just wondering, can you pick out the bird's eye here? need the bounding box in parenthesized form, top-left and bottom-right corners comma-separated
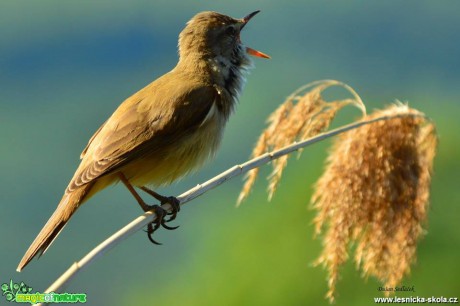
(226, 26, 237, 36)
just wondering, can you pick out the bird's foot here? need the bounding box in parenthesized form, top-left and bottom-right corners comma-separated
(156, 195, 181, 222)
(143, 204, 178, 245)
(140, 187, 181, 245)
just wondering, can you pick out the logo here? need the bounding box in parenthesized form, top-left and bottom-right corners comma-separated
(1, 280, 86, 304)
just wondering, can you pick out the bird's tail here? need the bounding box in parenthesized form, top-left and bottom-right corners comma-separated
(17, 184, 92, 272)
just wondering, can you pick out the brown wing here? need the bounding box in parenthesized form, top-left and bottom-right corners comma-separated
(80, 119, 107, 159)
(67, 74, 218, 192)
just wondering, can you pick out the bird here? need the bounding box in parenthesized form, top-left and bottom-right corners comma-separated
(17, 10, 269, 271)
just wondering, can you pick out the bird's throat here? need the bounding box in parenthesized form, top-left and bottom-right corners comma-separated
(207, 52, 253, 101)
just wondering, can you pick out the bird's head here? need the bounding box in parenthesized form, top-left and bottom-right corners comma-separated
(178, 10, 269, 69)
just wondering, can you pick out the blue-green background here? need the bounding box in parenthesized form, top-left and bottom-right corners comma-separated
(1, 1, 459, 305)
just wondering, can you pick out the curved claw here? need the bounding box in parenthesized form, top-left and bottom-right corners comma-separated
(145, 223, 162, 245)
(165, 212, 177, 222)
(162, 223, 179, 230)
(147, 232, 162, 245)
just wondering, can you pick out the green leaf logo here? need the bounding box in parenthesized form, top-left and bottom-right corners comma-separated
(1, 280, 33, 303)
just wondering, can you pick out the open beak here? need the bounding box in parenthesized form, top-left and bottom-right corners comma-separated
(246, 47, 270, 59)
(242, 10, 261, 24)
(241, 10, 271, 59)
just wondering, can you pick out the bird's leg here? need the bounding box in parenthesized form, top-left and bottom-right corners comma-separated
(139, 186, 181, 222)
(118, 173, 177, 245)
(118, 173, 150, 212)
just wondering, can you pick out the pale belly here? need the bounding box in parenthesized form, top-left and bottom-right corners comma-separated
(119, 109, 225, 187)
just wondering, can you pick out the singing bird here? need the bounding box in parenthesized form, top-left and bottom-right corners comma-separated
(17, 11, 269, 271)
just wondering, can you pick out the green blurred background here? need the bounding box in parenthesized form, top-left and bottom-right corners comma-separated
(1, 1, 459, 305)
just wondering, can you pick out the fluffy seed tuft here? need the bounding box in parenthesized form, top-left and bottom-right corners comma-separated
(237, 80, 366, 205)
(312, 104, 437, 302)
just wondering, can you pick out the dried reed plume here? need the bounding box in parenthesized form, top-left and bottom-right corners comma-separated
(237, 79, 437, 302)
(237, 80, 366, 204)
(312, 104, 438, 302)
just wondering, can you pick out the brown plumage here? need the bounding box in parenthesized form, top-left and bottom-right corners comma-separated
(17, 10, 268, 271)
